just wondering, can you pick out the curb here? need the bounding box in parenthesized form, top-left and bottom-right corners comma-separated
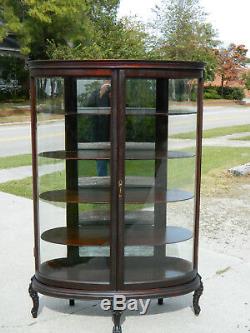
(0, 118, 63, 127)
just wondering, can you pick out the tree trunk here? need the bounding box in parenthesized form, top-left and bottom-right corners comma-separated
(221, 75, 224, 98)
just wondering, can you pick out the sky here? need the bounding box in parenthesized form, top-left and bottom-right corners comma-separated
(118, 0, 250, 54)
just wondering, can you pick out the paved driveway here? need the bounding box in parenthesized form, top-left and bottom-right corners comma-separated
(0, 104, 250, 157)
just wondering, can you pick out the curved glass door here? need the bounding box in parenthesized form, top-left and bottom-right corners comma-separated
(123, 77, 197, 286)
(36, 76, 113, 287)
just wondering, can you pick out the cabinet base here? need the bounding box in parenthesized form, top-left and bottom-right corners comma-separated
(28, 277, 39, 318)
(29, 274, 203, 331)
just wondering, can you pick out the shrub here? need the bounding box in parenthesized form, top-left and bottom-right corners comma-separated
(0, 86, 26, 102)
(217, 86, 245, 100)
(204, 86, 245, 100)
(204, 86, 221, 99)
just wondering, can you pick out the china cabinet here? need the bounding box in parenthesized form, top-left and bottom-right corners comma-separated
(29, 60, 204, 333)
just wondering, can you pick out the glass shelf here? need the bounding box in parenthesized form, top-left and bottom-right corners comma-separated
(41, 226, 192, 246)
(39, 256, 194, 285)
(40, 187, 193, 204)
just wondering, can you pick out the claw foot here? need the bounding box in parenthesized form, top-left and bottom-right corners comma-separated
(112, 310, 122, 333)
(28, 277, 39, 318)
(193, 274, 203, 316)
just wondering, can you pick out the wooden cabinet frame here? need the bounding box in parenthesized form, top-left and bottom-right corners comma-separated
(29, 60, 204, 332)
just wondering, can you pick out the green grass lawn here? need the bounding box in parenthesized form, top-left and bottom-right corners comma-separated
(171, 124, 250, 140)
(0, 160, 99, 202)
(0, 154, 32, 169)
(230, 135, 250, 141)
(0, 154, 62, 169)
(201, 146, 250, 173)
(0, 147, 249, 205)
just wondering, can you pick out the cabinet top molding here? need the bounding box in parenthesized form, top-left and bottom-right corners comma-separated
(28, 59, 205, 71)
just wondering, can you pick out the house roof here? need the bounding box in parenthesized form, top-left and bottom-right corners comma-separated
(0, 35, 21, 57)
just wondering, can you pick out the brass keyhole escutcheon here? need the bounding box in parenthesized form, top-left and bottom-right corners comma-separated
(118, 179, 123, 198)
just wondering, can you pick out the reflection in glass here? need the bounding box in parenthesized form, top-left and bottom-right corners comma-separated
(36, 77, 112, 285)
(77, 78, 111, 176)
(124, 78, 197, 285)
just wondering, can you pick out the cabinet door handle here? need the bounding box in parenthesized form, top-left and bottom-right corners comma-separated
(118, 179, 123, 198)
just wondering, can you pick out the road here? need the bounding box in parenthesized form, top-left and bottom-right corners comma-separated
(0, 105, 250, 157)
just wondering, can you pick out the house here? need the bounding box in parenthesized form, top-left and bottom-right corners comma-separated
(0, 33, 26, 88)
(0, 34, 20, 57)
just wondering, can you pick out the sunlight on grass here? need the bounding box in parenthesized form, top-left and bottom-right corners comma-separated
(171, 124, 250, 140)
(1, 147, 249, 204)
(0, 154, 60, 169)
(0, 154, 32, 169)
(230, 135, 250, 141)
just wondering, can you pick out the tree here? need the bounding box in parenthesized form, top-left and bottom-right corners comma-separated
(0, 1, 148, 60)
(216, 44, 248, 94)
(150, 0, 219, 81)
(0, 0, 91, 59)
(47, 15, 148, 60)
(242, 70, 250, 90)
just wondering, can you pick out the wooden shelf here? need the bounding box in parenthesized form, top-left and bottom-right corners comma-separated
(42, 226, 109, 246)
(39, 150, 110, 160)
(167, 109, 196, 116)
(127, 110, 196, 116)
(40, 107, 196, 116)
(66, 107, 110, 116)
(39, 149, 195, 160)
(39, 256, 194, 285)
(39, 257, 110, 284)
(54, 107, 197, 117)
(40, 188, 193, 204)
(124, 256, 194, 284)
(41, 226, 192, 246)
(64, 108, 177, 116)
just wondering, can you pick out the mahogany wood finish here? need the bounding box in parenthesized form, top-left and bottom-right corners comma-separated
(28, 277, 39, 318)
(41, 225, 193, 246)
(38, 107, 196, 116)
(69, 299, 75, 306)
(64, 77, 79, 262)
(30, 77, 40, 270)
(29, 60, 204, 332)
(39, 188, 194, 203)
(112, 310, 122, 333)
(32, 273, 200, 300)
(39, 149, 195, 160)
(193, 77, 204, 270)
(37, 256, 195, 287)
(158, 298, 164, 305)
(193, 274, 204, 315)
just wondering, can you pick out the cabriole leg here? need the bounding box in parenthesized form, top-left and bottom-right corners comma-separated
(112, 310, 122, 333)
(28, 277, 39, 318)
(69, 299, 75, 306)
(158, 298, 164, 305)
(193, 274, 203, 316)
